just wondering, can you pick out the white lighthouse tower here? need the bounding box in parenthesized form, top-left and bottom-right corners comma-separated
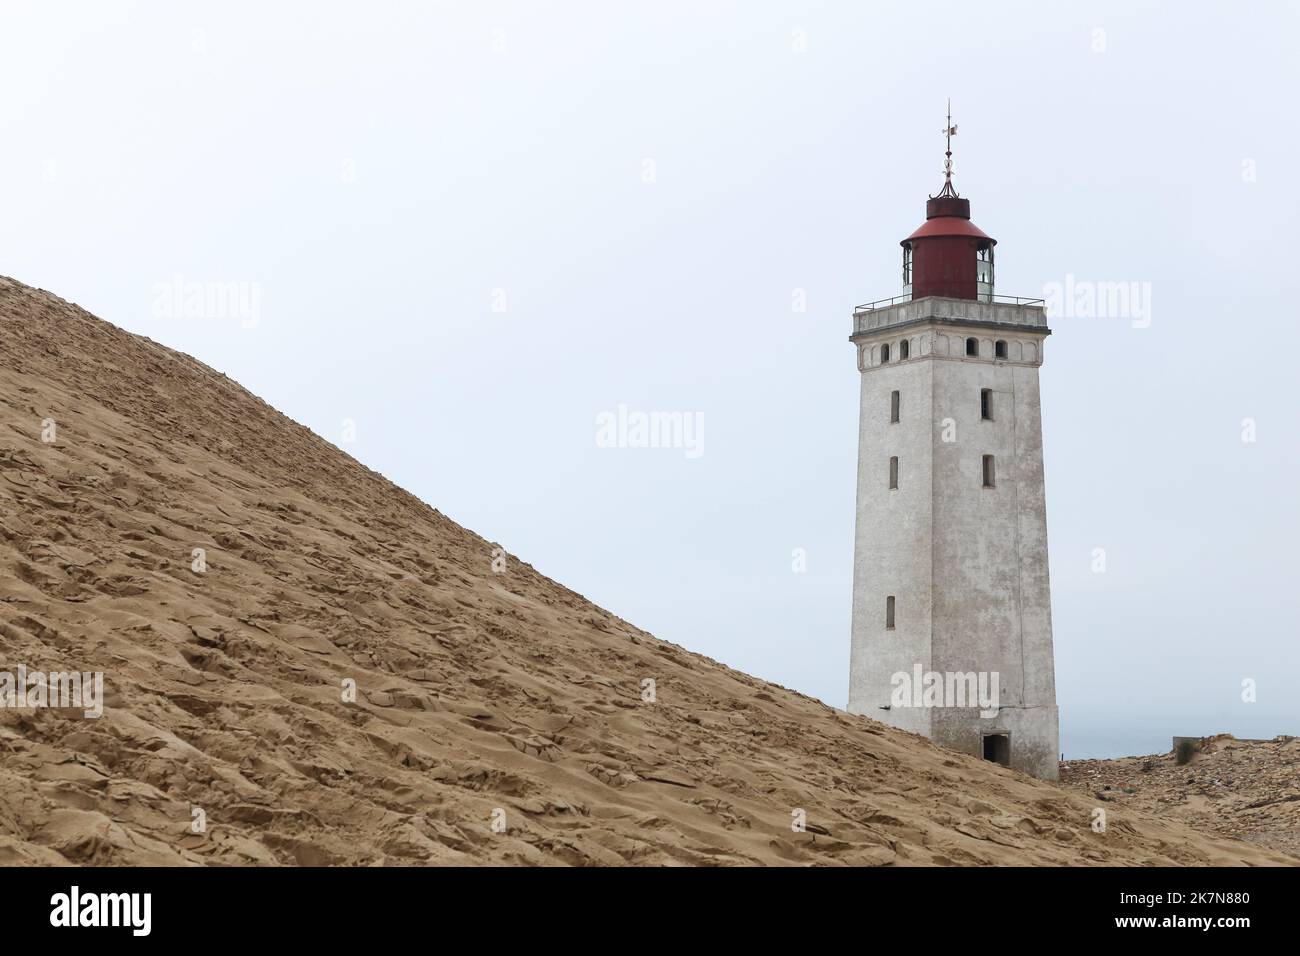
(846, 112, 1059, 780)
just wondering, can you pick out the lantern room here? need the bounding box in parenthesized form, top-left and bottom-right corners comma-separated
(899, 107, 996, 303)
(901, 194, 995, 301)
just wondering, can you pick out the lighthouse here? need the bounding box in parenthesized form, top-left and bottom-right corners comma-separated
(846, 109, 1060, 780)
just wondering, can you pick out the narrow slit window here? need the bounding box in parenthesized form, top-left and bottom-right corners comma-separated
(966, 337, 978, 357)
(885, 596, 896, 630)
(995, 340, 1007, 359)
(888, 456, 898, 489)
(899, 339, 910, 360)
(982, 454, 996, 488)
(890, 390, 900, 423)
(980, 388, 993, 421)
(881, 343, 890, 363)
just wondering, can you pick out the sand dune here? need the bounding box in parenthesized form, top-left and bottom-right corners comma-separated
(0, 276, 1291, 866)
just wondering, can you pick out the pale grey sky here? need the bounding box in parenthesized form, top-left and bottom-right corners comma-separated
(3, 0, 1296, 757)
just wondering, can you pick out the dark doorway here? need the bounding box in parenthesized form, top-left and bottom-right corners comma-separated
(983, 733, 1010, 766)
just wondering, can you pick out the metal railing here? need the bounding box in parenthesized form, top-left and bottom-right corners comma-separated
(852, 294, 912, 314)
(853, 293, 1046, 316)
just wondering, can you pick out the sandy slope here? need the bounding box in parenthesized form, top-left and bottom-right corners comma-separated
(0, 277, 1291, 867)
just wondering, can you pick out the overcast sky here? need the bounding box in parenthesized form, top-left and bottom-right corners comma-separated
(3, 0, 1297, 758)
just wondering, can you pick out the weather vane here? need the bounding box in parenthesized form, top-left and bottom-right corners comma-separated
(936, 98, 959, 198)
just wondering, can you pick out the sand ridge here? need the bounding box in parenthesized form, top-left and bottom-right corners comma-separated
(0, 276, 1292, 866)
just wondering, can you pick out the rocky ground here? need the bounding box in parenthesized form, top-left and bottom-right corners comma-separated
(1061, 734, 1300, 860)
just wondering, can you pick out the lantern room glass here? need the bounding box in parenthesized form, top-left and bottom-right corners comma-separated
(976, 243, 995, 302)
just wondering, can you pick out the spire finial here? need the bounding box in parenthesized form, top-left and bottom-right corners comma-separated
(936, 98, 959, 198)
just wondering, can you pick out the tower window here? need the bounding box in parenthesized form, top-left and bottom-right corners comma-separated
(982, 454, 996, 488)
(980, 388, 993, 421)
(881, 343, 890, 363)
(965, 337, 978, 357)
(888, 456, 898, 489)
(885, 595, 896, 630)
(899, 339, 910, 360)
(995, 340, 1007, 359)
(890, 390, 900, 423)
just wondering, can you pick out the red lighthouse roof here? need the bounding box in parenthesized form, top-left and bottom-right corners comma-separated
(903, 215, 993, 244)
